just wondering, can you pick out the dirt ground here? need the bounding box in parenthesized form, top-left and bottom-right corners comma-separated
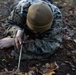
(0, 0, 76, 75)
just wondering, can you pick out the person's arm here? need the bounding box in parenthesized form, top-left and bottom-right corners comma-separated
(25, 7, 62, 55)
(2, 0, 31, 48)
(3, 0, 30, 36)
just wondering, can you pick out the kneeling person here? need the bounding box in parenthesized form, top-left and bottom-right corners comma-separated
(0, 0, 62, 59)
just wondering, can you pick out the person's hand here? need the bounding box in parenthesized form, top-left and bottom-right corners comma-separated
(15, 30, 23, 48)
(0, 37, 14, 49)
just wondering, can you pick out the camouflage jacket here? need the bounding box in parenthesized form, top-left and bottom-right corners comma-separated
(4, 0, 62, 59)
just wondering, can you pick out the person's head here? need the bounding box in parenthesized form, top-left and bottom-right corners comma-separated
(26, 2, 53, 33)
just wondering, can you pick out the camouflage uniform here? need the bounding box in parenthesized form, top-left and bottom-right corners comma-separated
(3, 0, 62, 60)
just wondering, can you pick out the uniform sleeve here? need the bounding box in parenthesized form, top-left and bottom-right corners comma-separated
(25, 7, 62, 55)
(3, 0, 30, 36)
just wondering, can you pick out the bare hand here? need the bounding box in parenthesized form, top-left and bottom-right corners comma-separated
(15, 30, 23, 48)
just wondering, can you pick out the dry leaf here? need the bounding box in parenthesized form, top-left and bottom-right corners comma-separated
(4, 68, 9, 73)
(28, 70, 35, 75)
(71, 50, 76, 54)
(41, 62, 59, 75)
(73, 59, 76, 63)
(73, 39, 76, 43)
(43, 70, 55, 75)
(66, 73, 70, 75)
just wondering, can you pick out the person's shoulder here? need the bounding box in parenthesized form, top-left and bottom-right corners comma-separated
(17, 0, 29, 6)
(15, 0, 31, 11)
(49, 3, 61, 13)
(16, 0, 39, 8)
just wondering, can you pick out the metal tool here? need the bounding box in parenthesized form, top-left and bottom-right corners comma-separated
(15, 44, 23, 73)
(15, 30, 24, 73)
